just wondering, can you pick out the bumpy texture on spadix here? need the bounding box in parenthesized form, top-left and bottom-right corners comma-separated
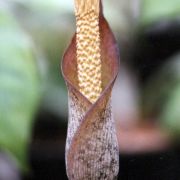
(62, 0, 120, 179)
(75, 0, 102, 103)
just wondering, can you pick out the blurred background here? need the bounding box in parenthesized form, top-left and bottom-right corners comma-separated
(0, 0, 180, 179)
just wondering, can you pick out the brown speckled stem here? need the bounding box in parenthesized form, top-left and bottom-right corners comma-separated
(61, 3, 120, 180)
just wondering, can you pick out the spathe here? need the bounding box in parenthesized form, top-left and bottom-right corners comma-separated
(61, 1, 120, 179)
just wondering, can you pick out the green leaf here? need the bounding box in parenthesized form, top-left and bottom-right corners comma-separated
(140, 0, 180, 25)
(142, 53, 180, 137)
(10, 0, 73, 118)
(161, 84, 180, 136)
(0, 7, 41, 171)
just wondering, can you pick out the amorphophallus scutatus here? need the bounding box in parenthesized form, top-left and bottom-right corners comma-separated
(62, 0, 120, 179)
